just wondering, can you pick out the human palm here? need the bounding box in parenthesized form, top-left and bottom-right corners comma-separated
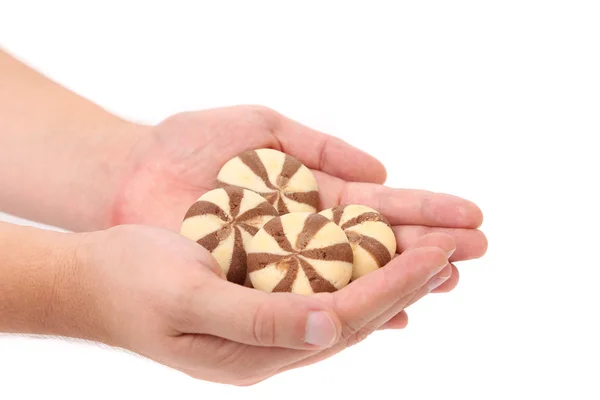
(113, 105, 487, 295)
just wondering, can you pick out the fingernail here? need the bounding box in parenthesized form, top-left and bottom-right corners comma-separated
(447, 248, 456, 258)
(428, 273, 451, 291)
(305, 311, 337, 347)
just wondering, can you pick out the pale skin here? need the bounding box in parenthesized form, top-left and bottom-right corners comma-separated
(0, 50, 487, 385)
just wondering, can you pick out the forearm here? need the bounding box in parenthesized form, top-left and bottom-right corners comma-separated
(0, 221, 97, 339)
(0, 49, 147, 231)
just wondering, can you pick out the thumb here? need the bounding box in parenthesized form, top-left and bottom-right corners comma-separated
(182, 274, 342, 349)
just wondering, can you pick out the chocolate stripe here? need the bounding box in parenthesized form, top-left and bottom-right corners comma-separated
(216, 181, 273, 201)
(216, 180, 275, 200)
(226, 226, 247, 284)
(238, 223, 259, 236)
(197, 226, 230, 252)
(237, 202, 278, 222)
(277, 197, 290, 215)
(296, 214, 329, 251)
(272, 258, 300, 292)
(238, 150, 276, 189)
(263, 192, 279, 205)
(300, 243, 354, 263)
(331, 205, 346, 225)
(341, 212, 389, 230)
(215, 180, 231, 189)
(284, 191, 319, 208)
(277, 155, 303, 187)
(298, 257, 337, 293)
(184, 201, 228, 221)
(227, 186, 244, 218)
(346, 231, 391, 268)
(247, 252, 287, 273)
(263, 217, 294, 251)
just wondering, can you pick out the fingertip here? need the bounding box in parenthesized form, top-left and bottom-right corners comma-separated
(268, 292, 343, 350)
(379, 311, 409, 330)
(477, 230, 489, 258)
(431, 264, 460, 293)
(305, 310, 339, 348)
(364, 153, 388, 184)
(326, 137, 388, 183)
(422, 194, 485, 228)
(468, 202, 484, 229)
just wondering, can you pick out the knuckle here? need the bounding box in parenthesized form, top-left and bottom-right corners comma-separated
(244, 104, 276, 117)
(345, 327, 375, 348)
(339, 316, 369, 344)
(168, 270, 209, 330)
(332, 295, 372, 343)
(241, 105, 281, 130)
(252, 302, 276, 346)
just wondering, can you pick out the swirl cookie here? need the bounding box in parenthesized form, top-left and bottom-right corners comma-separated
(319, 205, 396, 280)
(247, 212, 353, 295)
(180, 187, 278, 284)
(217, 148, 319, 214)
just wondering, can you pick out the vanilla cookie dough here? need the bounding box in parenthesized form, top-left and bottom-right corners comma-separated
(247, 212, 353, 295)
(217, 148, 319, 214)
(319, 205, 396, 280)
(180, 187, 278, 284)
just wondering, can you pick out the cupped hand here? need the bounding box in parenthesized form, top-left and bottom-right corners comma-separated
(110, 105, 487, 298)
(79, 224, 456, 385)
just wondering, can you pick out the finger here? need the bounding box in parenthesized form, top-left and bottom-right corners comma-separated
(402, 231, 457, 258)
(430, 264, 459, 293)
(182, 275, 343, 350)
(395, 264, 456, 315)
(256, 247, 452, 378)
(364, 233, 456, 330)
(272, 241, 453, 377)
(374, 265, 455, 331)
(378, 311, 409, 330)
(313, 171, 484, 228)
(274, 113, 387, 184)
(329, 245, 450, 338)
(378, 266, 458, 331)
(394, 226, 488, 261)
(398, 232, 459, 294)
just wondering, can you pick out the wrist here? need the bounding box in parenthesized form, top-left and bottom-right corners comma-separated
(36, 230, 94, 339)
(0, 224, 98, 341)
(33, 228, 114, 344)
(66, 118, 151, 232)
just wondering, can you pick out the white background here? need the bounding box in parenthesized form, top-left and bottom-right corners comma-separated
(1, 1, 599, 399)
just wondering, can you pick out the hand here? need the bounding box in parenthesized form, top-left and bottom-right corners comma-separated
(77, 224, 456, 385)
(110, 106, 487, 301)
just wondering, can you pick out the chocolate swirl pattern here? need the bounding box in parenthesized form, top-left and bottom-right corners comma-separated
(319, 205, 396, 280)
(180, 187, 278, 284)
(247, 212, 353, 295)
(216, 148, 319, 214)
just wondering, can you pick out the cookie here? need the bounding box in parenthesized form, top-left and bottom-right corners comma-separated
(319, 205, 396, 280)
(216, 148, 319, 214)
(247, 212, 353, 295)
(180, 187, 278, 284)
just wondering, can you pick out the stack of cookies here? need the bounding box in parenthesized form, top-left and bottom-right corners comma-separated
(180, 148, 396, 295)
